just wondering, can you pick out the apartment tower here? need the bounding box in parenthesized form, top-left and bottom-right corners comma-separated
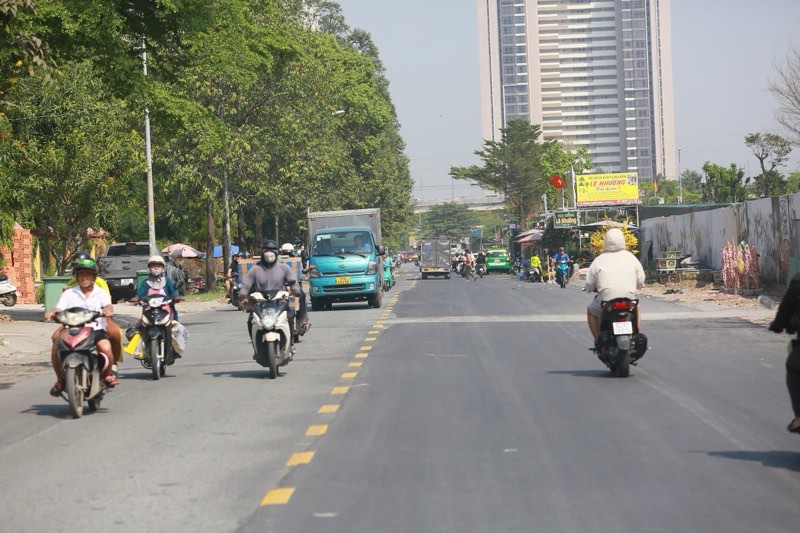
(478, 0, 676, 182)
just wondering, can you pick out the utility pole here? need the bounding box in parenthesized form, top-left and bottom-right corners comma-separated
(677, 148, 682, 204)
(143, 38, 156, 255)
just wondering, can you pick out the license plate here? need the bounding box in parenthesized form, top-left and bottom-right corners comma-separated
(613, 321, 633, 335)
(121, 278, 134, 285)
(335, 276, 350, 285)
(424, 268, 434, 272)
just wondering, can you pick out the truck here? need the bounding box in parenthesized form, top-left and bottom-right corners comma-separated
(97, 242, 186, 302)
(419, 238, 451, 279)
(306, 208, 385, 310)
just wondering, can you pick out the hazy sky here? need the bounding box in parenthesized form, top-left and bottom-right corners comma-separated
(335, 0, 800, 202)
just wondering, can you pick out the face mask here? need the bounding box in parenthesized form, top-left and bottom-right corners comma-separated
(263, 251, 277, 264)
(149, 267, 164, 277)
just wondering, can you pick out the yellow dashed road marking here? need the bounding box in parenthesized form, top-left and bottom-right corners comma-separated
(287, 452, 315, 466)
(349, 362, 363, 368)
(332, 386, 349, 394)
(359, 345, 372, 351)
(368, 330, 380, 334)
(373, 323, 384, 328)
(319, 404, 340, 413)
(306, 424, 328, 436)
(365, 337, 377, 341)
(341, 372, 358, 378)
(261, 488, 295, 506)
(355, 353, 368, 359)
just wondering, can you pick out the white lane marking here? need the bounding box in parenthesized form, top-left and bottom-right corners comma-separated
(313, 512, 339, 518)
(389, 310, 772, 324)
(425, 353, 466, 358)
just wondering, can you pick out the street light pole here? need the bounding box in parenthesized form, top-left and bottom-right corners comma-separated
(142, 38, 156, 255)
(677, 148, 682, 204)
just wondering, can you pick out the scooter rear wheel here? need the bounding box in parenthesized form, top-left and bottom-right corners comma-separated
(613, 350, 631, 377)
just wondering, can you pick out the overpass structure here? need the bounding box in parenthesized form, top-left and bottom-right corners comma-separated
(414, 195, 505, 214)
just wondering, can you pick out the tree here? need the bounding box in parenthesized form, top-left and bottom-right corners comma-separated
(421, 203, 479, 242)
(745, 132, 792, 197)
(771, 45, 800, 143)
(786, 171, 800, 194)
(701, 162, 746, 204)
(0, 60, 142, 273)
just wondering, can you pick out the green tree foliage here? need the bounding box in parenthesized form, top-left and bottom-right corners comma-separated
(786, 171, 800, 194)
(701, 162, 747, 203)
(0, 60, 142, 273)
(451, 120, 591, 227)
(0, 1, 414, 283)
(421, 203, 480, 242)
(744, 132, 792, 198)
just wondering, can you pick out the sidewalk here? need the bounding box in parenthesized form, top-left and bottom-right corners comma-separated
(0, 300, 227, 382)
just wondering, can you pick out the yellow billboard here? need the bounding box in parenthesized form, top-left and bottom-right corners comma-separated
(576, 172, 639, 207)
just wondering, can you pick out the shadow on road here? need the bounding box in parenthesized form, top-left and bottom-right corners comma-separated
(700, 450, 800, 472)
(546, 369, 615, 378)
(19, 403, 102, 419)
(204, 369, 282, 379)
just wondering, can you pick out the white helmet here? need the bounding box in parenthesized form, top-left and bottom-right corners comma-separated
(148, 255, 166, 266)
(280, 243, 294, 254)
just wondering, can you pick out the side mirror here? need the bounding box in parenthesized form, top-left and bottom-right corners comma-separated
(377, 245, 386, 256)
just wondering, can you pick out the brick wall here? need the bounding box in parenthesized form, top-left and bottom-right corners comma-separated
(0, 224, 36, 304)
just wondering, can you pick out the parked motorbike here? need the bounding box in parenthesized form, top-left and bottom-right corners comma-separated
(0, 274, 17, 307)
(52, 308, 111, 418)
(249, 290, 293, 379)
(476, 263, 487, 278)
(555, 260, 571, 288)
(593, 297, 648, 377)
(528, 266, 542, 283)
(138, 293, 176, 380)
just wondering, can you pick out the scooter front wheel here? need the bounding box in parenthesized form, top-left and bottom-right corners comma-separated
(65, 366, 84, 418)
(266, 341, 278, 379)
(150, 339, 161, 380)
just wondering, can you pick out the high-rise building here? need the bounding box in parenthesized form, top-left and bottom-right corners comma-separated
(477, 0, 676, 182)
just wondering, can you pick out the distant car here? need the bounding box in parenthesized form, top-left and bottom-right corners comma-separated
(485, 248, 510, 273)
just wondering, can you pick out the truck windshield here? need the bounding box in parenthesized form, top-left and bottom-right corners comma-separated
(313, 231, 373, 256)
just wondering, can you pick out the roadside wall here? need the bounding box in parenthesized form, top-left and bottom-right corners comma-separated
(0, 224, 36, 304)
(641, 193, 800, 286)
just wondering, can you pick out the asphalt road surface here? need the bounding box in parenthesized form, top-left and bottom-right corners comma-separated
(2, 264, 799, 533)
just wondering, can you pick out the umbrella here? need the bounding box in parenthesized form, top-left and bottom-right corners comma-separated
(213, 244, 239, 258)
(516, 233, 543, 243)
(162, 243, 206, 259)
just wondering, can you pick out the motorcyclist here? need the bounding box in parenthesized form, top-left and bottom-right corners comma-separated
(134, 255, 180, 322)
(279, 242, 310, 331)
(768, 272, 800, 433)
(584, 228, 645, 346)
(476, 250, 487, 268)
(529, 254, 542, 282)
(224, 251, 242, 300)
(44, 257, 118, 395)
(51, 251, 122, 394)
(239, 240, 302, 344)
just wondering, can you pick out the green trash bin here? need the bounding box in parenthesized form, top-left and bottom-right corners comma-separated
(136, 270, 148, 294)
(43, 277, 71, 312)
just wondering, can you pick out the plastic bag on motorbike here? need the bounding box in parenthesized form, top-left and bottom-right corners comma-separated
(171, 322, 189, 353)
(124, 333, 145, 360)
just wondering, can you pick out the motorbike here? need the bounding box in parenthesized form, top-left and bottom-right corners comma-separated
(0, 274, 17, 307)
(476, 263, 487, 278)
(53, 308, 111, 418)
(382, 260, 395, 292)
(528, 266, 542, 283)
(593, 297, 648, 377)
(454, 261, 466, 278)
(229, 275, 242, 310)
(249, 290, 293, 379)
(555, 260, 571, 288)
(138, 293, 177, 380)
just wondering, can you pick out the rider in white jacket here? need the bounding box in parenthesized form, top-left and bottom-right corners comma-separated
(585, 228, 645, 343)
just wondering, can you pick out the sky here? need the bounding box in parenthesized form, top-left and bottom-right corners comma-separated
(335, 0, 800, 202)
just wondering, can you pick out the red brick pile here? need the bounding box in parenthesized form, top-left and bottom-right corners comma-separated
(0, 224, 36, 304)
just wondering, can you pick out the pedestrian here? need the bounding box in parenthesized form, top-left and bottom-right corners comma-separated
(768, 272, 800, 433)
(464, 249, 477, 282)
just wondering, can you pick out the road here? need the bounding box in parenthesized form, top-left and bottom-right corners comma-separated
(1, 264, 799, 532)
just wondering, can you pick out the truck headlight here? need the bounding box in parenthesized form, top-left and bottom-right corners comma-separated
(367, 261, 378, 275)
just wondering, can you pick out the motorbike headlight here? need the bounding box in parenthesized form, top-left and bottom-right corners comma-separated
(309, 264, 319, 278)
(367, 260, 378, 275)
